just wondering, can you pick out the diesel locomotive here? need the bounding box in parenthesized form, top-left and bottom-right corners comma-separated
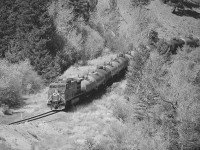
(47, 35, 200, 110)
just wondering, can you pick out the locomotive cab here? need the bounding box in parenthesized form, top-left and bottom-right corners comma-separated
(48, 82, 67, 109)
(47, 78, 81, 110)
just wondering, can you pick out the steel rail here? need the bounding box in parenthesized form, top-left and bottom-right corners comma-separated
(8, 110, 61, 125)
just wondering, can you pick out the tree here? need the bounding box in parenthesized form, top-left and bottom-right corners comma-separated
(68, 0, 98, 22)
(0, 0, 16, 58)
(0, 0, 66, 82)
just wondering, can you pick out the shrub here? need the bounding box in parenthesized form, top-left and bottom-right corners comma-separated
(112, 98, 131, 122)
(130, 0, 152, 7)
(0, 86, 22, 108)
(148, 29, 159, 45)
(0, 59, 43, 108)
(156, 38, 169, 55)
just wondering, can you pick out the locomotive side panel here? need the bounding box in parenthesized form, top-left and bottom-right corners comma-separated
(65, 80, 77, 102)
(89, 72, 105, 87)
(96, 67, 112, 82)
(81, 77, 97, 92)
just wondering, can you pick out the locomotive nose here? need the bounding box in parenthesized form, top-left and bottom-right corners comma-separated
(52, 89, 60, 101)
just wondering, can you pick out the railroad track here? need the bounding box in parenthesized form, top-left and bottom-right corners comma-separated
(8, 110, 61, 125)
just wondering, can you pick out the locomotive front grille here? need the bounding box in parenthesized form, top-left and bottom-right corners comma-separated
(52, 95, 59, 101)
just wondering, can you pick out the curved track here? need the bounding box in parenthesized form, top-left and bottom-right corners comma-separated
(8, 110, 61, 125)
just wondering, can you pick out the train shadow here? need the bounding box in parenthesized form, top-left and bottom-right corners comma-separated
(182, 1, 200, 9)
(173, 8, 200, 19)
(63, 70, 127, 112)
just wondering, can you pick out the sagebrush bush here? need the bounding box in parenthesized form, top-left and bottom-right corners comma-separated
(0, 59, 43, 108)
(156, 38, 169, 55)
(148, 29, 159, 45)
(0, 86, 22, 108)
(112, 98, 131, 122)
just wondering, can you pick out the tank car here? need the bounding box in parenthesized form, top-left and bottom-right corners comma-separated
(89, 71, 106, 88)
(117, 53, 129, 69)
(110, 58, 121, 75)
(104, 62, 116, 78)
(124, 51, 134, 60)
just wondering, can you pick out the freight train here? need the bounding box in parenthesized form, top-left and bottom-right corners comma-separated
(47, 36, 199, 110)
(47, 51, 134, 110)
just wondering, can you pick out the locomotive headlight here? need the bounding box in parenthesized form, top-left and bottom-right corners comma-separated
(53, 92, 59, 96)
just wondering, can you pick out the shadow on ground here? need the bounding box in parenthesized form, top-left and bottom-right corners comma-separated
(173, 8, 200, 19)
(182, 1, 200, 9)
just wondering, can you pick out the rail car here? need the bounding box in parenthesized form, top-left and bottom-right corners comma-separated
(47, 35, 199, 110)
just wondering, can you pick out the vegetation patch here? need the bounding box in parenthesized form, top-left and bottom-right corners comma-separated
(0, 60, 43, 108)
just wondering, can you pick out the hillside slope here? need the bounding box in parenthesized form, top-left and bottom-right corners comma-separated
(1, 0, 200, 150)
(147, 0, 200, 39)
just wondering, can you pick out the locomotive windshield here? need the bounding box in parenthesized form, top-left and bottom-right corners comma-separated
(50, 84, 66, 88)
(49, 84, 66, 92)
(50, 85, 57, 88)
